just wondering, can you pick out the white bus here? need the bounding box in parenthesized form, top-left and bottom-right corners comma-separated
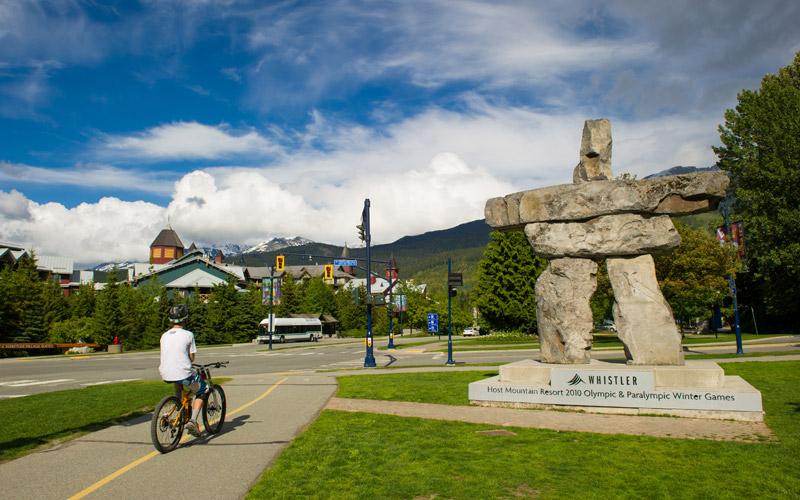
(257, 317, 323, 344)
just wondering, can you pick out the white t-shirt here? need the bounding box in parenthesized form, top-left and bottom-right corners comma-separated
(159, 327, 197, 382)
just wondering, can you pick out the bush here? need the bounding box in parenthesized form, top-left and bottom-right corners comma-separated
(49, 317, 95, 344)
(338, 329, 365, 338)
(484, 331, 537, 342)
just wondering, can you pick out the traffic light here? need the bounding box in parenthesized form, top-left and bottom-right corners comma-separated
(350, 287, 361, 306)
(356, 224, 366, 242)
(324, 264, 333, 280)
(276, 255, 285, 271)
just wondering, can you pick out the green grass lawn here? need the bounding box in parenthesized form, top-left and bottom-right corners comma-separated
(247, 361, 800, 500)
(0, 380, 173, 462)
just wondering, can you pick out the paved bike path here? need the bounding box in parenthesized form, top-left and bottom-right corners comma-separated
(0, 372, 337, 500)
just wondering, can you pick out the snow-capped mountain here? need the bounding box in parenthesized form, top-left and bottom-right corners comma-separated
(243, 236, 313, 254)
(643, 165, 719, 179)
(92, 261, 136, 271)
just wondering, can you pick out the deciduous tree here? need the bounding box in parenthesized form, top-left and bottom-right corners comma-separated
(654, 220, 737, 327)
(713, 51, 800, 316)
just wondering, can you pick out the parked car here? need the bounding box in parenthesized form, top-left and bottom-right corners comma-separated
(596, 319, 617, 332)
(463, 327, 480, 337)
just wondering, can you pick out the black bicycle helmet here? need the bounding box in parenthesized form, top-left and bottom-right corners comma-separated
(168, 304, 189, 324)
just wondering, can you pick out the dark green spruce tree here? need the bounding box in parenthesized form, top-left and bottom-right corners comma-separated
(472, 231, 548, 333)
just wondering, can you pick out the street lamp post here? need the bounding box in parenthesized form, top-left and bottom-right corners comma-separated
(446, 258, 455, 366)
(268, 265, 274, 351)
(362, 199, 376, 368)
(719, 201, 744, 355)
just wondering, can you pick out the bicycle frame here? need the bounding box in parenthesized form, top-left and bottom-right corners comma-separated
(151, 361, 229, 453)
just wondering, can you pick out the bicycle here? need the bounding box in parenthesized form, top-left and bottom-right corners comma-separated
(150, 361, 229, 453)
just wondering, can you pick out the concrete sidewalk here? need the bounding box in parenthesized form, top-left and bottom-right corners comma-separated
(326, 397, 775, 442)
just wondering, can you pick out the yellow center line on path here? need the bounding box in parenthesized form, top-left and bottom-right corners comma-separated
(69, 356, 90, 360)
(66, 376, 289, 500)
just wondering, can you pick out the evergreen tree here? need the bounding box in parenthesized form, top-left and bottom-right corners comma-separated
(232, 283, 265, 343)
(713, 50, 800, 316)
(0, 254, 44, 342)
(205, 275, 239, 344)
(69, 282, 96, 319)
(303, 277, 336, 315)
(276, 274, 302, 317)
(131, 275, 170, 349)
(335, 285, 366, 332)
(92, 268, 125, 345)
(590, 262, 614, 324)
(42, 277, 68, 337)
(472, 231, 548, 333)
(185, 286, 208, 341)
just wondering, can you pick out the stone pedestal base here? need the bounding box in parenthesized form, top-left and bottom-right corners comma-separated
(468, 359, 763, 421)
(107, 345, 123, 353)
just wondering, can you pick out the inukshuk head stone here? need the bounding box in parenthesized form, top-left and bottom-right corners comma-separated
(484, 119, 729, 365)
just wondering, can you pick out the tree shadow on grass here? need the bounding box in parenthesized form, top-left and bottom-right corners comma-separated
(1, 407, 158, 463)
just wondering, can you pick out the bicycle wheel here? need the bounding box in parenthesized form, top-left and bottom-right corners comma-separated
(202, 385, 226, 434)
(151, 395, 184, 453)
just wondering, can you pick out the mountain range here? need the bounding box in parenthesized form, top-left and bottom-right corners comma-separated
(94, 165, 715, 279)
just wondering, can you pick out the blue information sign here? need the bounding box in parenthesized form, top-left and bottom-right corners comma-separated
(334, 259, 358, 266)
(427, 313, 439, 333)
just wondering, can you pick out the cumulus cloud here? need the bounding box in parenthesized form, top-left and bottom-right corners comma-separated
(0, 97, 726, 266)
(97, 121, 278, 161)
(0, 192, 166, 265)
(0, 189, 30, 219)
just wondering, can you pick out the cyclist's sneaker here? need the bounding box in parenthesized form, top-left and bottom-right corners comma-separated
(186, 420, 201, 437)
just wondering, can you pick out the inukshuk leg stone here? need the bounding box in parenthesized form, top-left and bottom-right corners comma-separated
(607, 255, 684, 365)
(535, 257, 597, 364)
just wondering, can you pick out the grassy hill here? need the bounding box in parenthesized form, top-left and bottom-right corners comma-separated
(237, 219, 493, 291)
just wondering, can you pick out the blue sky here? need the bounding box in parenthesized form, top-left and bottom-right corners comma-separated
(1, 0, 798, 267)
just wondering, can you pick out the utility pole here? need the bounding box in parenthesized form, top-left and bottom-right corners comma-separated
(361, 199, 376, 367)
(719, 200, 744, 355)
(446, 258, 456, 366)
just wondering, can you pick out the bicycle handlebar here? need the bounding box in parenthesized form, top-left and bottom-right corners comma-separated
(192, 361, 229, 370)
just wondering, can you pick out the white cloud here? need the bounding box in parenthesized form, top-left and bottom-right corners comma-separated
(97, 121, 277, 161)
(0, 98, 727, 266)
(0, 194, 166, 265)
(0, 161, 175, 196)
(0, 189, 30, 219)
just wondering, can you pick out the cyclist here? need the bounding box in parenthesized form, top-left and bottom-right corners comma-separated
(159, 304, 207, 437)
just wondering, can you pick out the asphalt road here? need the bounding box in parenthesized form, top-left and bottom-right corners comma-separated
(2, 335, 799, 398)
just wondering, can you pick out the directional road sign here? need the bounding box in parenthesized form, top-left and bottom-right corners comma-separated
(427, 313, 439, 333)
(334, 259, 358, 266)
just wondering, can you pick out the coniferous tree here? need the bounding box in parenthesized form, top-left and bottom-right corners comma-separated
(276, 274, 302, 317)
(205, 276, 239, 344)
(303, 277, 336, 315)
(93, 268, 125, 345)
(472, 231, 548, 333)
(335, 285, 366, 333)
(70, 282, 96, 319)
(0, 254, 44, 342)
(42, 277, 68, 337)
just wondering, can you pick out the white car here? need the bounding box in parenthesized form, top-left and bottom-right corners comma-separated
(463, 328, 480, 337)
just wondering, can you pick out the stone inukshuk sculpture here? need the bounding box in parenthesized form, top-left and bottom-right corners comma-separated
(485, 119, 729, 365)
